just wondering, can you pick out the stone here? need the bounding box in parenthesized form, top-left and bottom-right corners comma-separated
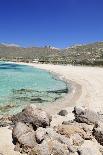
(35, 127, 46, 143)
(56, 124, 88, 140)
(93, 122, 103, 145)
(12, 122, 36, 148)
(70, 133, 84, 146)
(49, 140, 70, 155)
(30, 139, 70, 155)
(78, 140, 102, 155)
(58, 109, 68, 116)
(73, 106, 103, 125)
(45, 127, 75, 153)
(12, 104, 52, 129)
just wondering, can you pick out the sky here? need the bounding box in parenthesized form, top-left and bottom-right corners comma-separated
(0, 0, 103, 48)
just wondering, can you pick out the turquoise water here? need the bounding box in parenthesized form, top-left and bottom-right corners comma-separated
(0, 61, 68, 114)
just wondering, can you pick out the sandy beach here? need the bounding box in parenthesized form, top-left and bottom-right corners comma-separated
(10, 62, 103, 113)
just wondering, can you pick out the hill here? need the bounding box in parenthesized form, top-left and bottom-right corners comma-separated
(0, 42, 103, 65)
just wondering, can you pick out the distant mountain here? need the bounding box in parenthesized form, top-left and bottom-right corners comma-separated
(0, 42, 103, 65)
(1, 43, 20, 47)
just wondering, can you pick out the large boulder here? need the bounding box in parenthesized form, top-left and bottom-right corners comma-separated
(73, 106, 103, 125)
(12, 104, 52, 129)
(12, 122, 36, 149)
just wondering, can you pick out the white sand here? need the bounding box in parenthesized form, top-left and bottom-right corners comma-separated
(15, 63, 103, 113)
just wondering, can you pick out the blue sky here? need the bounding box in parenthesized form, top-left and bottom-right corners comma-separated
(0, 0, 103, 48)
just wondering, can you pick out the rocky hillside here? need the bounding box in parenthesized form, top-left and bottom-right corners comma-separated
(63, 42, 103, 65)
(0, 44, 61, 62)
(0, 42, 103, 65)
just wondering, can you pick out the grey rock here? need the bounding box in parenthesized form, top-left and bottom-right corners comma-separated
(50, 140, 70, 155)
(46, 127, 76, 153)
(73, 106, 103, 125)
(78, 140, 101, 155)
(12, 104, 52, 129)
(12, 122, 36, 148)
(35, 127, 46, 143)
(30, 139, 70, 155)
(58, 109, 68, 116)
(70, 133, 84, 146)
(93, 122, 103, 145)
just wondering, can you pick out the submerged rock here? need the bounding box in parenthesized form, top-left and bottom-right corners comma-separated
(12, 104, 52, 129)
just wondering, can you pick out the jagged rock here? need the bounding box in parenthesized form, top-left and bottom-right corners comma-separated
(78, 140, 102, 155)
(93, 122, 103, 145)
(12, 104, 52, 129)
(0, 115, 13, 127)
(12, 122, 36, 148)
(45, 127, 76, 153)
(49, 140, 70, 155)
(35, 127, 46, 143)
(73, 106, 103, 125)
(58, 109, 68, 116)
(70, 133, 84, 146)
(29, 140, 50, 155)
(56, 124, 91, 140)
(29, 139, 70, 155)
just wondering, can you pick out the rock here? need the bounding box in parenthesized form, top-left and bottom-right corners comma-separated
(93, 122, 103, 145)
(29, 140, 50, 155)
(30, 139, 70, 155)
(70, 133, 84, 146)
(49, 140, 70, 155)
(12, 122, 36, 148)
(0, 115, 13, 127)
(12, 104, 52, 129)
(56, 124, 90, 140)
(35, 127, 46, 143)
(73, 106, 103, 125)
(78, 140, 102, 155)
(58, 109, 68, 116)
(46, 127, 75, 153)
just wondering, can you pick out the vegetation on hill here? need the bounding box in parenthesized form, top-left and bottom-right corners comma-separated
(0, 42, 103, 66)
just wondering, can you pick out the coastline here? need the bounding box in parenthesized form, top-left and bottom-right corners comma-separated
(6, 61, 103, 114)
(9, 62, 103, 113)
(8, 61, 82, 114)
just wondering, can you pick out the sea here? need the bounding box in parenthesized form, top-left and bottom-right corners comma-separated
(0, 61, 69, 114)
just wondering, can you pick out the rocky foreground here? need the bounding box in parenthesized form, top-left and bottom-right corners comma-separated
(1, 104, 103, 155)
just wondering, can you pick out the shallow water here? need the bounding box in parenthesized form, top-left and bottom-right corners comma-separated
(0, 61, 69, 114)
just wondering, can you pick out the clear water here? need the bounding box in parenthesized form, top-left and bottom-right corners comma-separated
(0, 61, 69, 114)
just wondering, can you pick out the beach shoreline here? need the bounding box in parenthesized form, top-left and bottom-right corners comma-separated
(8, 62, 103, 113)
(8, 61, 82, 114)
